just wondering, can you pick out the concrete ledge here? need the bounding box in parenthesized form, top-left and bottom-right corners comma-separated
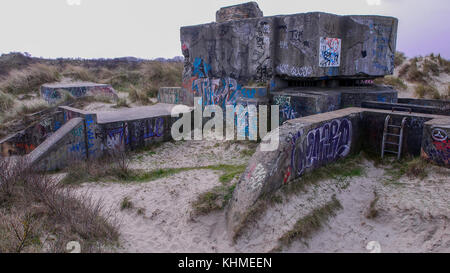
(362, 100, 450, 115)
(27, 117, 85, 171)
(95, 103, 192, 124)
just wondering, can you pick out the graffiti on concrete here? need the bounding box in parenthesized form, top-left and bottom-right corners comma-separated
(41, 85, 117, 104)
(274, 95, 298, 123)
(289, 118, 352, 177)
(276, 64, 313, 78)
(319, 37, 341, 67)
(432, 128, 448, 142)
(85, 115, 97, 157)
(186, 58, 267, 108)
(428, 128, 450, 165)
(158, 88, 185, 105)
(247, 163, 267, 191)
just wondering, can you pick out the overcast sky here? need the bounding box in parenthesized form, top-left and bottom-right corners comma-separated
(0, 0, 448, 59)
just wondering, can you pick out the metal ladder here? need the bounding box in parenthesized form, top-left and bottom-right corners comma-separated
(381, 115, 407, 160)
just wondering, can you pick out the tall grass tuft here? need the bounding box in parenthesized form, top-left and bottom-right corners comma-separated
(0, 91, 15, 112)
(1, 64, 60, 95)
(415, 84, 440, 99)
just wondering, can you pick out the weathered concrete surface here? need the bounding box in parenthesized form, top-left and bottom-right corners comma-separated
(226, 108, 450, 236)
(362, 111, 433, 157)
(216, 2, 263, 23)
(181, 11, 398, 92)
(226, 107, 363, 235)
(41, 82, 118, 104)
(398, 98, 450, 115)
(362, 100, 450, 115)
(158, 87, 191, 105)
(422, 118, 450, 167)
(27, 117, 85, 171)
(95, 103, 192, 124)
(272, 85, 398, 124)
(16, 103, 192, 170)
(0, 110, 65, 156)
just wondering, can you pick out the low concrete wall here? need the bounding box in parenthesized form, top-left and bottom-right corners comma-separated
(0, 111, 65, 156)
(226, 107, 449, 235)
(227, 108, 363, 234)
(361, 111, 433, 157)
(28, 118, 86, 171)
(98, 116, 171, 154)
(158, 87, 190, 105)
(24, 104, 189, 171)
(398, 98, 450, 115)
(362, 100, 450, 115)
(421, 118, 450, 166)
(41, 83, 118, 104)
(271, 91, 341, 124)
(271, 86, 397, 124)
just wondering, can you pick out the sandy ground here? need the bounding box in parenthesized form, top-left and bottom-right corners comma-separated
(71, 136, 450, 253)
(79, 170, 234, 253)
(73, 138, 254, 253)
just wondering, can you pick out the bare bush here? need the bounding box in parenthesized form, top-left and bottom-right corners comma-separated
(0, 157, 119, 253)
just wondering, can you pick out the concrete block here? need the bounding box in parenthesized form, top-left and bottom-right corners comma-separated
(41, 82, 118, 104)
(216, 2, 263, 23)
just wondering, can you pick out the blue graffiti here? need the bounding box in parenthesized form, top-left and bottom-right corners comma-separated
(377, 95, 387, 102)
(290, 118, 352, 176)
(54, 121, 62, 131)
(193, 58, 211, 78)
(143, 118, 164, 139)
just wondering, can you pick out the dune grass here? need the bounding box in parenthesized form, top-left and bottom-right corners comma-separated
(375, 76, 407, 90)
(0, 91, 15, 112)
(0, 158, 119, 253)
(276, 195, 342, 249)
(0, 63, 60, 95)
(415, 84, 440, 99)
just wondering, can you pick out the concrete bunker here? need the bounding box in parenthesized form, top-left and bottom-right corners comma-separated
(41, 82, 119, 104)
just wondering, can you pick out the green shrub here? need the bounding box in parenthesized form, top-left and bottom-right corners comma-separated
(398, 63, 410, 78)
(128, 85, 150, 104)
(375, 76, 407, 90)
(414, 84, 440, 99)
(113, 97, 129, 108)
(423, 59, 440, 76)
(407, 61, 427, 83)
(394, 51, 406, 67)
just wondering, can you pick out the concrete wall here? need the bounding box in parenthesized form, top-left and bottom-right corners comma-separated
(98, 116, 171, 154)
(421, 119, 450, 166)
(41, 83, 118, 104)
(158, 87, 192, 105)
(0, 110, 65, 156)
(227, 108, 363, 234)
(361, 111, 432, 157)
(362, 100, 450, 115)
(180, 11, 398, 91)
(28, 118, 86, 171)
(398, 98, 450, 115)
(23, 105, 180, 171)
(226, 108, 449, 235)
(271, 86, 398, 124)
